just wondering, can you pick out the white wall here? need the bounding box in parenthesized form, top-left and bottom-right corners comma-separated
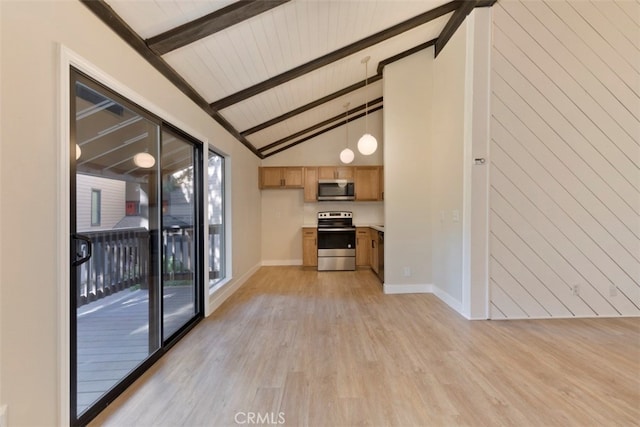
(383, 49, 434, 292)
(260, 112, 384, 265)
(431, 17, 467, 305)
(489, 0, 640, 318)
(0, 1, 261, 425)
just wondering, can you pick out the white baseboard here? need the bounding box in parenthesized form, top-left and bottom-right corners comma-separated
(383, 283, 432, 294)
(383, 283, 466, 318)
(206, 262, 261, 316)
(432, 285, 463, 315)
(261, 259, 302, 266)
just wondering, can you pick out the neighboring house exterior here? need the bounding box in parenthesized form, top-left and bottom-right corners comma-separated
(76, 174, 126, 232)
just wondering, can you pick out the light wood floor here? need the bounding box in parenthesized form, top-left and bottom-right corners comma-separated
(90, 267, 640, 427)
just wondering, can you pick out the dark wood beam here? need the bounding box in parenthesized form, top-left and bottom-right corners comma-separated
(258, 98, 383, 153)
(377, 39, 437, 74)
(263, 105, 384, 158)
(243, 39, 436, 137)
(79, 0, 263, 158)
(211, 0, 459, 110)
(147, 0, 291, 56)
(242, 75, 382, 136)
(435, 1, 477, 57)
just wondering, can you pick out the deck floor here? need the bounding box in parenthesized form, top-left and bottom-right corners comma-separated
(76, 285, 196, 415)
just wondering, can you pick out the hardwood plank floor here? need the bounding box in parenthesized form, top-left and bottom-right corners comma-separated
(90, 267, 640, 426)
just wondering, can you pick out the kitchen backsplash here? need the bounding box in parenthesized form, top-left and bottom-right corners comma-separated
(303, 201, 384, 226)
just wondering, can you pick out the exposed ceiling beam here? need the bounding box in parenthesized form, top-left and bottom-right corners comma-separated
(211, 0, 459, 111)
(146, 0, 292, 56)
(241, 75, 382, 136)
(263, 105, 384, 158)
(257, 97, 384, 153)
(79, 0, 263, 158)
(435, 0, 496, 57)
(242, 39, 437, 137)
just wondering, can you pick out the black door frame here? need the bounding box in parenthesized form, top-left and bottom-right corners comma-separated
(70, 68, 204, 426)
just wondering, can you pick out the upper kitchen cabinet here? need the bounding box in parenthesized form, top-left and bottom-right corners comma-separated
(259, 167, 304, 189)
(355, 166, 383, 201)
(304, 167, 318, 202)
(318, 166, 354, 180)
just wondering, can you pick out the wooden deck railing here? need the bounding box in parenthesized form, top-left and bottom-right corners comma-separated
(77, 225, 222, 307)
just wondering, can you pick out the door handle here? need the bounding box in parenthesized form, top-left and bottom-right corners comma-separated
(72, 233, 92, 267)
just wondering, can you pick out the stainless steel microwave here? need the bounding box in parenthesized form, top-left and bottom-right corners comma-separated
(317, 179, 355, 201)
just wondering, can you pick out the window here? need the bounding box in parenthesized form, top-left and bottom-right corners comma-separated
(208, 149, 225, 288)
(90, 189, 101, 226)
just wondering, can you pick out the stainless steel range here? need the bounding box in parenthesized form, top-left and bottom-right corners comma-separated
(317, 211, 356, 271)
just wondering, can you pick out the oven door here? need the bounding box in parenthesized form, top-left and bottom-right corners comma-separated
(317, 228, 355, 256)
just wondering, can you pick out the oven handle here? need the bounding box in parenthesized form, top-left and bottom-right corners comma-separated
(317, 228, 356, 232)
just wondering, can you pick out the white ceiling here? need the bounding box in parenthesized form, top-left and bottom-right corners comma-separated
(96, 0, 482, 157)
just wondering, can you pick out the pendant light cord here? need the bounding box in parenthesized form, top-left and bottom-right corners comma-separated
(364, 59, 369, 133)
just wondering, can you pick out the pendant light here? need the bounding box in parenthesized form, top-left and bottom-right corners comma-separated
(133, 152, 156, 168)
(357, 56, 377, 156)
(339, 102, 354, 164)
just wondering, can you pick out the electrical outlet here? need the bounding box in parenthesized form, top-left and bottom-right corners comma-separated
(403, 267, 411, 277)
(610, 285, 618, 297)
(452, 210, 460, 223)
(572, 285, 580, 296)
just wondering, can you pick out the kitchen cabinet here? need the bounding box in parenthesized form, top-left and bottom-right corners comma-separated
(318, 166, 353, 180)
(355, 166, 383, 201)
(259, 167, 304, 189)
(356, 227, 371, 266)
(302, 227, 318, 267)
(303, 167, 318, 202)
(370, 228, 379, 275)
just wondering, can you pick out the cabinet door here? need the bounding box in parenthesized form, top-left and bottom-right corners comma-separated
(356, 228, 371, 266)
(335, 166, 354, 180)
(283, 167, 304, 188)
(304, 167, 318, 202)
(355, 166, 381, 201)
(302, 228, 317, 266)
(260, 167, 284, 188)
(317, 167, 336, 179)
(370, 231, 379, 274)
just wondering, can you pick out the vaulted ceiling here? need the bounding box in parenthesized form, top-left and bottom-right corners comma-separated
(82, 0, 494, 158)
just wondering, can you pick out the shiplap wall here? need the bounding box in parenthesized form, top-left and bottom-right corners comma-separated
(490, 0, 640, 318)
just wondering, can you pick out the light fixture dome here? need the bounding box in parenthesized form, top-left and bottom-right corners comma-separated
(75, 144, 82, 160)
(358, 133, 377, 156)
(340, 148, 354, 164)
(133, 152, 156, 168)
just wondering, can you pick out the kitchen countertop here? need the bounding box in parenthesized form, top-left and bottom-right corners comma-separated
(369, 225, 384, 232)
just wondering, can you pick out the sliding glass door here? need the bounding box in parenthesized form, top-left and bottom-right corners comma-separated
(70, 69, 202, 425)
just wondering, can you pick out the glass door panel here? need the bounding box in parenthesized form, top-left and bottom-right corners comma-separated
(72, 76, 161, 419)
(208, 150, 225, 289)
(161, 130, 198, 340)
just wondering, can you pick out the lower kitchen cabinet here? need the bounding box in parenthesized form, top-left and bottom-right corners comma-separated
(356, 227, 370, 266)
(302, 227, 317, 267)
(370, 229, 379, 275)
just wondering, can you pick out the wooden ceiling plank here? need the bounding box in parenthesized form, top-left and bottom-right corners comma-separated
(241, 75, 382, 136)
(263, 105, 384, 158)
(80, 0, 263, 158)
(257, 97, 383, 153)
(147, 0, 292, 56)
(211, 0, 459, 110)
(242, 38, 436, 136)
